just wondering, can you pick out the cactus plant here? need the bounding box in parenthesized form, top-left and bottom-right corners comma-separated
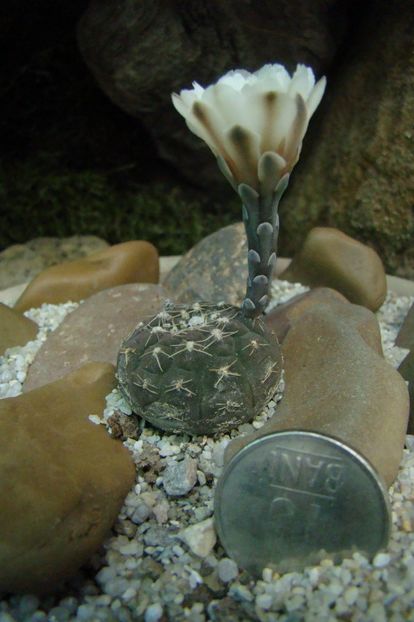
(116, 63, 325, 434)
(117, 301, 282, 435)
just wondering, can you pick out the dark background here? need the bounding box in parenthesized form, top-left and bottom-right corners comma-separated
(1, 0, 412, 278)
(0, 0, 241, 255)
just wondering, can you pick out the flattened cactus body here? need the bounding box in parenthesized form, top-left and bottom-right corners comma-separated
(116, 302, 282, 435)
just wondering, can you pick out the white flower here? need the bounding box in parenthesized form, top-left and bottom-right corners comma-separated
(172, 63, 326, 191)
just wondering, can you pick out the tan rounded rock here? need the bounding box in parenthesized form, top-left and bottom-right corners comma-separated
(0, 303, 38, 355)
(265, 289, 383, 354)
(279, 227, 387, 311)
(0, 362, 135, 594)
(265, 288, 347, 343)
(14, 240, 159, 312)
(226, 305, 409, 487)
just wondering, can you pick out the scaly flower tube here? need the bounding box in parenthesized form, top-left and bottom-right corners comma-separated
(172, 63, 326, 318)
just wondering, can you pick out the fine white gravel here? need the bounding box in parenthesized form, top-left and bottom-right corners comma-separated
(0, 283, 413, 622)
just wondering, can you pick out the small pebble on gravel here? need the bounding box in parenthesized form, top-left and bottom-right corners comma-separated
(162, 457, 198, 496)
(217, 558, 239, 583)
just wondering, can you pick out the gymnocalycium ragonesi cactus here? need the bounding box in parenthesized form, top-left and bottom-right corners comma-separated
(117, 63, 326, 435)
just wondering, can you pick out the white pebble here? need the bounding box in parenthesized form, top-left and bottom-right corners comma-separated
(119, 540, 143, 556)
(144, 603, 163, 622)
(217, 558, 238, 583)
(344, 586, 359, 606)
(179, 518, 216, 558)
(373, 552, 391, 568)
(256, 593, 273, 610)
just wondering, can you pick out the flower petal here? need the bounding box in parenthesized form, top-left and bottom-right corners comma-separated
(306, 76, 327, 118)
(254, 63, 291, 92)
(203, 84, 246, 129)
(218, 69, 253, 91)
(227, 125, 261, 189)
(171, 92, 192, 118)
(283, 93, 308, 167)
(192, 100, 227, 149)
(289, 64, 315, 100)
(260, 91, 298, 155)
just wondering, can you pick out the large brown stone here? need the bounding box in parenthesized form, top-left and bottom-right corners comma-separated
(265, 288, 383, 354)
(77, 0, 350, 190)
(226, 305, 409, 487)
(280, 227, 387, 311)
(0, 303, 38, 355)
(24, 283, 168, 391)
(14, 240, 159, 312)
(163, 223, 248, 306)
(0, 362, 135, 594)
(278, 0, 414, 278)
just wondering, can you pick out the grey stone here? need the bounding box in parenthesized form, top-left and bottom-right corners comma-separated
(143, 526, 174, 548)
(163, 223, 247, 306)
(131, 502, 152, 525)
(47, 606, 71, 622)
(399, 351, 414, 434)
(396, 303, 414, 350)
(144, 604, 163, 622)
(0, 236, 108, 290)
(163, 457, 198, 497)
(217, 558, 239, 583)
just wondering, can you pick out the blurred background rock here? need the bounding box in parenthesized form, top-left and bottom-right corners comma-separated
(0, 0, 413, 277)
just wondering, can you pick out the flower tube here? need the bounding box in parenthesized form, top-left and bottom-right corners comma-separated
(172, 63, 326, 318)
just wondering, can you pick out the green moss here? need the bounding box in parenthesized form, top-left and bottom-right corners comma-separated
(0, 158, 241, 255)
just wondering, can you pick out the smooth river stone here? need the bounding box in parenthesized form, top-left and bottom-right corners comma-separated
(0, 363, 135, 594)
(399, 352, 414, 434)
(396, 303, 414, 432)
(0, 303, 38, 355)
(265, 287, 347, 343)
(265, 288, 383, 354)
(226, 305, 409, 487)
(24, 284, 168, 391)
(14, 240, 159, 312)
(279, 227, 387, 311)
(396, 302, 414, 350)
(163, 222, 247, 305)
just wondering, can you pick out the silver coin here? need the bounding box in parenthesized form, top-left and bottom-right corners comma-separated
(214, 430, 391, 575)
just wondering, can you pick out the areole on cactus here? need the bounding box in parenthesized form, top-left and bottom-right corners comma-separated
(116, 62, 326, 435)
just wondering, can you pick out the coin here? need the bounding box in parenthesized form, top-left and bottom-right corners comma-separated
(214, 430, 391, 576)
